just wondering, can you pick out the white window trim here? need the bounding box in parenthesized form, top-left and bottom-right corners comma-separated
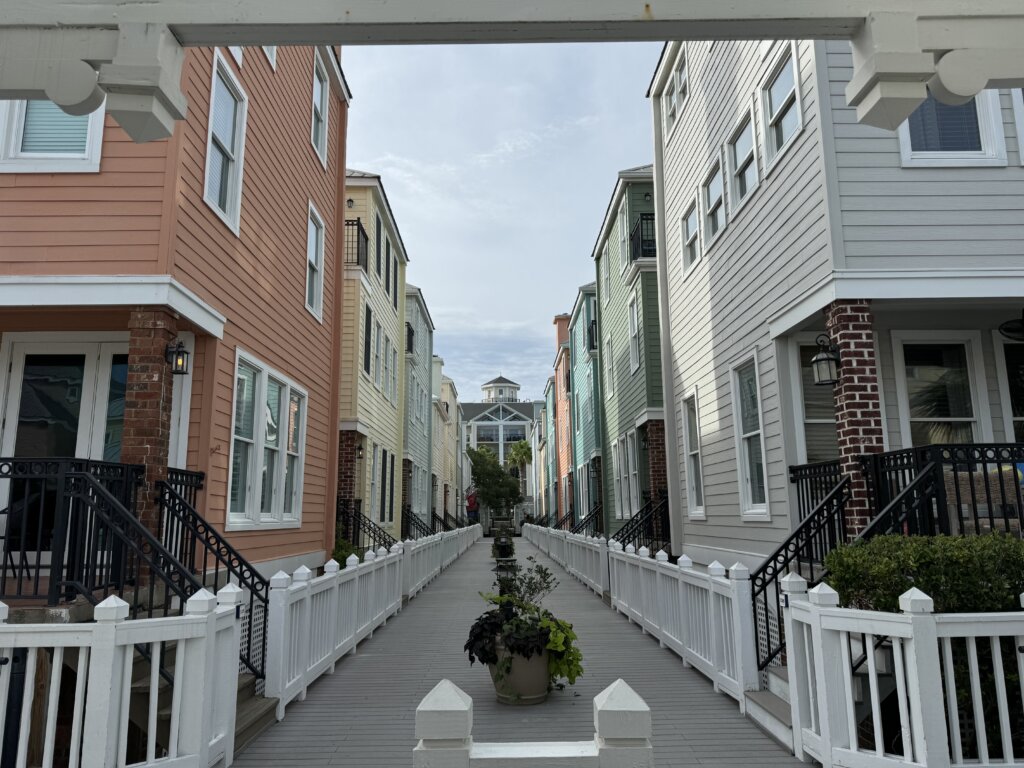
(305, 200, 325, 321)
(731, 353, 770, 521)
(618, 203, 629, 274)
(374, 321, 383, 388)
(680, 195, 701, 277)
(663, 44, 689, 146)
(228, 46, 243, 65)
(310, 50, 329, 168)
(992, 331, 1024, 442)
(611, 439, 622, 520)
(0, 100, 106, 174)
(897, 90, 1007, 168)
(725, 107, 760, 217)
(203, 49, 248, 236)
(627, 293, 640, 373)
(262, 46, 277, 70)
(226, 348, 307, 531)
(602, 243, 610, 304)
(626, 430, 640, 516)
(701, 157, 727, 252)
(604, 335, 614, 398)
(1013, 89, 1024, 167)
(682, 388, 706, 521)
(891, 329, 994, 447)
(758, 41, 804, 177)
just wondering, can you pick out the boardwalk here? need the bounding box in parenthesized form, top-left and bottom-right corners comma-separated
(235, 538, 803, 767)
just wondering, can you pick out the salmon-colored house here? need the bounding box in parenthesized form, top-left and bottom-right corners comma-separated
(0, 44, 351, 593)
(553, 313, 574, 527)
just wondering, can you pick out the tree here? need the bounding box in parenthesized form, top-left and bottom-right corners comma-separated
(505, 440, 533, 496)
(468, 446, 522, 514)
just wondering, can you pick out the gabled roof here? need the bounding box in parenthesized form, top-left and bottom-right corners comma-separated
(484, 375, 518, 387)
(462, 401, 536, 423)
(405, 283, 436, 332)
(591, 165, 654, 261)
(346, 169, 409, 263)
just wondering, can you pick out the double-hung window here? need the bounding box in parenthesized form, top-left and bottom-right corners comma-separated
(375, 215, 383, 276)
(310, 52, 329, 165)
(626, 431, 639, 515)
(385, 240, 392, 296)
(384, 337, 392, 399)
(205, 51, 247, 234)
(682, 393, 705, 518)
(618, 204, 628, 272)
(733, 359, 767, 519)
(611, 440, 622, 519)
(703, 162, 726, 244)
(604, 337, 615, 398)
(228, 352, 307, 528)
(0, 99, 105, 173)
(1000, 343, 1024, 440)
(628, 293, 640, 372)
(374, 322, 383, 387)
(369, 444, 380, 519)
(662, 47, 688, 137)
(363, 305, 373, 375)
(798, 344, 839, 462)
(392, 253, 399, 310)
(898, 91, 1006, 167)
(391, 347, 398, 405)
(762, 47, 801, 164)
(727, 115, 758, 209)
(306, 203, 324, 319)
(602, 243, 610, 302)
(681, 201, 700, 271)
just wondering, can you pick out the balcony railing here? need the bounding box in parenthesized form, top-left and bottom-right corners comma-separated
(344, 218, 369, 272)
(629, 213, 656, 262)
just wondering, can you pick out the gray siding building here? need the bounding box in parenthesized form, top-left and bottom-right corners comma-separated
(403, 284, 434, 526)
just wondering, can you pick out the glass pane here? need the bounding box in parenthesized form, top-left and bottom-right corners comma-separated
(733, 121, 753, 166)
(14, 354, 86, 457)
(230, 439, 250, 516)
(746, 436, 766, 505)
(706, 168, 723, 205)
(288, 393, 302, 453)
(260, 446, 277, 517)
(685, 397, 699, 447)
(910, 421, 974, 447)
(1014, 421, 1024, 442)
(21, 100, 90, 154)
(234, 363, 257, 440)
(102, 354, 128, 462)
(904, 343, 973, 418)
(265, 379, 281, 448)
(688, 453, 703, 508)
(805, 423, 840, 463)
(800, 346, 837, 420)
(907, 95, 982, 152)
(768, 59, 795, 118)
(284, 454, 298, 515)
(207, 145, 230, 212)
(736, 362, 760, 434)
(307, 263, 317, 306)
(685, 208, 698, 241)
(1003, 344, 1024, 418)
(212, 73, 238, 150)
(307, 216, 320, 266)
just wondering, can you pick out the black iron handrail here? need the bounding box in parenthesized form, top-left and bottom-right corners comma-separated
(610, 498, 670, 554)
(789, 459, 842, 521)
(166, 467, 204, 508)
(337, 498, 398, 552)
(432, 512, 452, 533)
(571, 502, 604, 536)
(157, 478, 269, 678)
(751, 476, 851, 670)
(553, 510, 574, 530)
(344, 218, 369, 271)
(629, 213, 656, 261)
(402, 507, 434, 539)
(857, 462, 945, 540)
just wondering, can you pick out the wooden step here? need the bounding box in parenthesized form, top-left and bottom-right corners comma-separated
(766, 664, 789, 703)
(744, 690, 793, 752)
(233, 694, 278, 754)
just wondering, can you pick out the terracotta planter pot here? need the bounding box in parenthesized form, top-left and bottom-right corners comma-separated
(487, 644, 549, 705)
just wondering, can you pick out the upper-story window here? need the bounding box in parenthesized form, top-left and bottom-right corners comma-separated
(374, 321, 383, 387)
(727, 114, 759, 209)
(703, 162, 726, 244)
(663, 47, 688, 137)
(385, 239, 392, 296)
(363, 305, 373, 375)
(604, 336, 614, 398)
(762, 46, 801, 165)
(305, 203, 324, 319)
(310, 51, 329, 166)
(375, 214, 383, 276)
(628, 293, 640, 372)
(898, 91, 1006, 168)
(392, 253, 398, 310)
(406, 322, 415, 355)
(618, 203, 628, 272)
(682, 200, 700, 271)
(601, 243, 610, 303)
(391, 346, 398, 405)
(0, 99, 105, 173)
(204, 51, 248, 235)
(733, 358, 768, 520)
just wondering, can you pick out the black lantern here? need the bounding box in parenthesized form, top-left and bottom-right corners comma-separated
(998, 309, 1024, 341)
(810, 334, 840, 386)
(356, 443, 364, 461)
(165, 340, 190, 375)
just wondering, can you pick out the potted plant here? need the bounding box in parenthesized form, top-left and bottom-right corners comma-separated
(464, 557, 583, 705)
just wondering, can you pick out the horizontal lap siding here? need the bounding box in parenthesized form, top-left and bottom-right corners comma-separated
(174, 47, 343, 565)
(0, 118, 168, 274)
(403, 300, 432, 479)
(570, 296, 598, 469)
(826, 41, 1024, 269)
(660, 41, 832, 562)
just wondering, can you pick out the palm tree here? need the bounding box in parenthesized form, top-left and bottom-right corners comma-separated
(506, 440, 533, 498)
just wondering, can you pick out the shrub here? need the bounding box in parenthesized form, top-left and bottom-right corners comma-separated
(332, 537, 362, 565)
(824, 534, 1024, 613)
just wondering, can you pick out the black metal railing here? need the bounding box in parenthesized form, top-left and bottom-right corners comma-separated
(587, 319, 597, 352)
(156, 476, 269, 679)
(445, 511, 457, 531)
(857, 463, 946, 540)
(751, 477, 852, 670)
(337, 498, 397, 553)
(344, 218, 369, 272)
(610, 498, 671, 554)
(629, 213, 656, 262)
(432, 512, 452, 533)
(789, 459, 843, 520)
(571, 502, 604, 536)
(0, 458, 144, 603)
(554, 510, 574, 531)
(402, 507, 434, 539)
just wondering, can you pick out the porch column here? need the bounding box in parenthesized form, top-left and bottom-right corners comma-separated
(122, 306, 178, 535)
(591, 456, 603, 507)
(824, 300, 885, 536)
(644, 420, 668, 504)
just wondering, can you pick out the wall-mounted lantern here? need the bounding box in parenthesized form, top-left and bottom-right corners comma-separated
(165, 340, 190, 375)
(811, 334, 841, 386)
(998, 309, 1024, 341)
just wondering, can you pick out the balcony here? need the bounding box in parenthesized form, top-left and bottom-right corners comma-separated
(629, 213, 656, 262)
(344, 218, 369, 272)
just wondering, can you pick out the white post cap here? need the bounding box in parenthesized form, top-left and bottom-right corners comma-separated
(593, 679, 652, 740)
(324, 558, 340, 574)
(638, 546, 650, 559)
(899, 587, 934, 614)
(391, 543, 402, 554)
(216, 582, 244, 605)
(292, 565, 313, 583)
(270, 570, 291, 589)
(808, 583, 840, 607)
(364, 549, 376, 562)
(415, 679, 473, 740)
(625, 544, 636, 555)
(707, 561, 726, 578)
(346, 553, 360, 568)
(377, 546, 389, 558)
(94, 595, 130, 623)
(655, 550, 669, 562)
(677, 554, 693, 569)
(780, 572, 808, 593)
(729, 562, 750, 580)
(185, 587, 218, 615)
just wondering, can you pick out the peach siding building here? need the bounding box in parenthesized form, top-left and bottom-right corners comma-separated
(0, 45, 350, 575)
(553, 313, 574, 525)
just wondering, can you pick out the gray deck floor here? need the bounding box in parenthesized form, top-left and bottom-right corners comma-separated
(234, 538, 802, 767)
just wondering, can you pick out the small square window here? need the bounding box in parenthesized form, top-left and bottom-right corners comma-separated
(0, 99, 105, 173)
(898, 90, 1007, 167)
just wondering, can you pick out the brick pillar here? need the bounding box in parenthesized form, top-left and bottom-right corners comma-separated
(645, 420, 668, 504)
(591, 456, 603, 506)
(337, 431, 360, 507)
(401, 459, 413, 513)
(824, 300, 886, 535)
(122, 307, 177, 535)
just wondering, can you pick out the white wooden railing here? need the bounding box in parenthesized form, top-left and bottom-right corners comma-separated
(413, 678, 653, 767)
(0, 588, 240, 768)
(266, 525, 481, 719)
(783, 574, 1024, 768)
(524, 524, 759, 708)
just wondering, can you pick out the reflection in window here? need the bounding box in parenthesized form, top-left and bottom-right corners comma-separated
(904, 343, 975, 445)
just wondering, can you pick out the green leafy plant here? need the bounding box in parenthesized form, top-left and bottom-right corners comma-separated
(464, 557, 584, 689)
(825, 534, 1024, 613)
(468, 446, 522, 514)
(332, 537, 361, 565)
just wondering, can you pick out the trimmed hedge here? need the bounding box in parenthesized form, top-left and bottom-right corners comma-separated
(824, 534, 1024, 613)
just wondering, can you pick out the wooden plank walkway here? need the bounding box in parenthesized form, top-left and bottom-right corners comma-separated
(234, 538, 803, 767)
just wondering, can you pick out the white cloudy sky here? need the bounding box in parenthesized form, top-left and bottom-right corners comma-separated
(343, 43, 662, 402)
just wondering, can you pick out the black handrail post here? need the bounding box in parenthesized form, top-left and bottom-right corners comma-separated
(47, 465, 70, 606)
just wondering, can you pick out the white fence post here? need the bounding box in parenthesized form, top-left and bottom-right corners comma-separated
(807, 583, 846, 768)
(780, 572, 811, 762)
(214, 584, 243, 767)
(323, 558, 341, 674)
(265, 570, 291, 719)
(81, 596, 130, 767)
(728, 562, 759, 701)
(413, 680, 472, 768)
(707, 561, 725, 692)
(176, 589, 219, 768)
(598, 536, 609, 596)
(900, 588, 950, 768)
(594, 679, 654, 767)
(292, 565, 313, 704)
(676, 555, 693, 668)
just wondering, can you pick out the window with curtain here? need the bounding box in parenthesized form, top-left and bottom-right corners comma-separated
(903, 343, 976, 445)
(908, 95, 982, 152)
(0, 99, 104, 173)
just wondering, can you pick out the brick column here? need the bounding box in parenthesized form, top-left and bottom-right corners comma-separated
(824, 300, 886, 535)
(122, 307, 178, 535)
(645, 420, 668, 504)
(591, 456, 603, 506)
(401, 458, 413, 513)
(337, 431, 360, 505)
